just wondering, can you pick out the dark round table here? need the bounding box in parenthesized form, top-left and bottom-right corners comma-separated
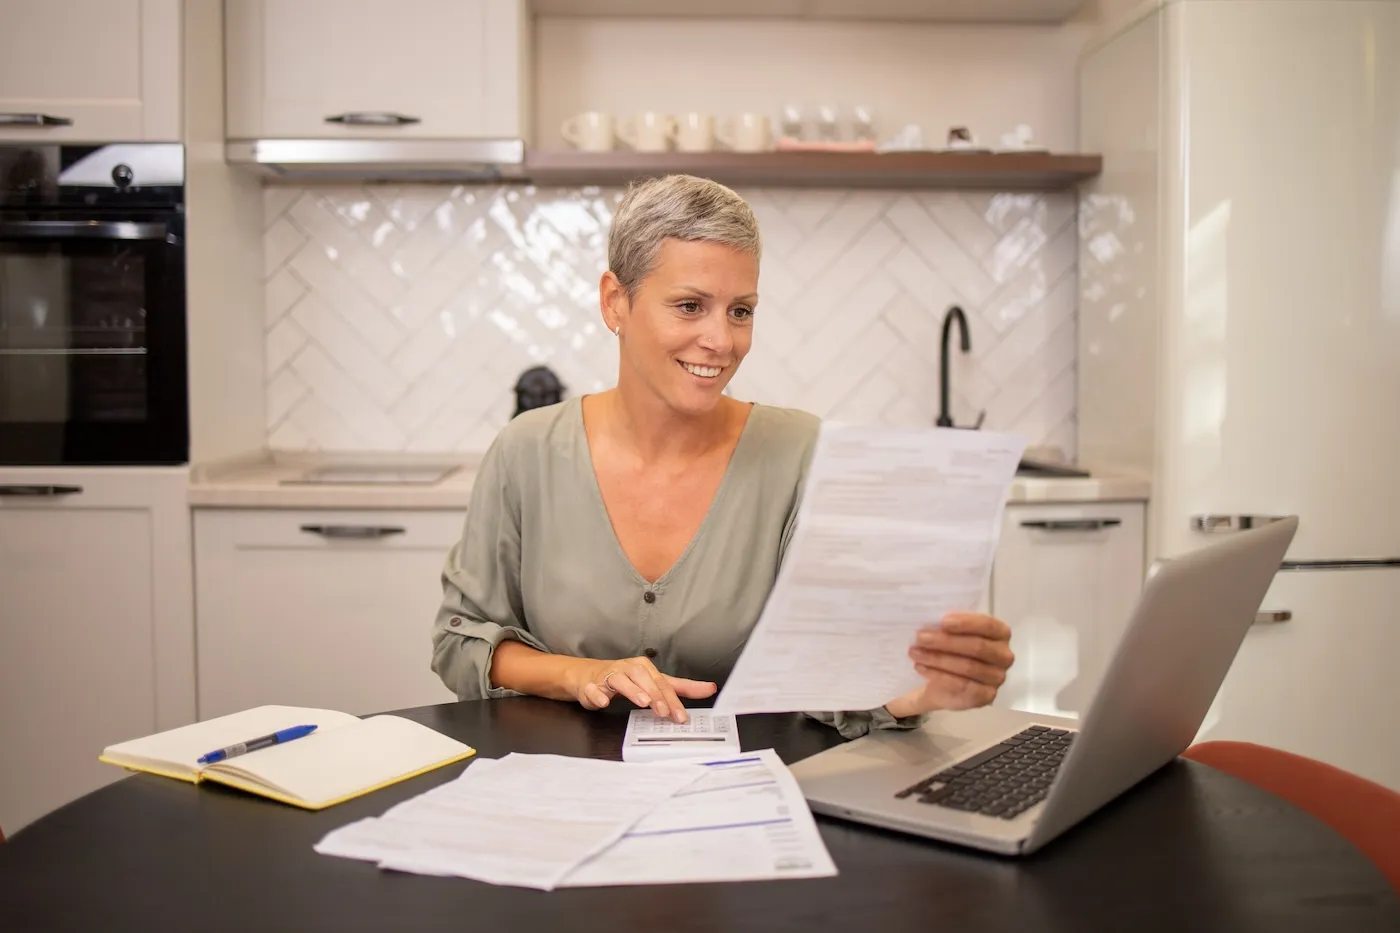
(2, 698, 1397, 932)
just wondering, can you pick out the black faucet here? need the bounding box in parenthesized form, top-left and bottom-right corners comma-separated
(937, 305, 980, 428)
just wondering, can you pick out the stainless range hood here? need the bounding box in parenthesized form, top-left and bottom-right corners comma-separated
(224, 138, 527, 182)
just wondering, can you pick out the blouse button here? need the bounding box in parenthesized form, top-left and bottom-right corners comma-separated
(448, 616, 462, 627)
(644, 648, 658, 659)
(643, 591, 656, 604)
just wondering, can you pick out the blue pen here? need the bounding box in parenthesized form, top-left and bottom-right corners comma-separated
(196, 724, 318, 765)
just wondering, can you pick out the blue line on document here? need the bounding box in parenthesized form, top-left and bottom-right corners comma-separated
(699, 756, 762, 767)
(679, 780, 778, 796)
(624, 817, 793, 838)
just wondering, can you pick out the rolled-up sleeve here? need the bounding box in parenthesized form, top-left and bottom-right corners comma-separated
(431, 433, 550, 700)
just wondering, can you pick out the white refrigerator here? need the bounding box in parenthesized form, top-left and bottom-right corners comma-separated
(1077, 0, 1400, 788)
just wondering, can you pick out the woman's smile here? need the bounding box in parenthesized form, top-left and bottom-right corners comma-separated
(678, 360, 724, 379)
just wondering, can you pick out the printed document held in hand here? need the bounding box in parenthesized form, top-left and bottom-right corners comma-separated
(713, 423, 1026, 715)
(313, 753, 706, 890)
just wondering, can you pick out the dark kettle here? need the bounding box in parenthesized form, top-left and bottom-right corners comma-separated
(513, 365, 566, 418)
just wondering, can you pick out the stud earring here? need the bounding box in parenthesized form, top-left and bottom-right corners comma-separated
(613, 325, 620, 337)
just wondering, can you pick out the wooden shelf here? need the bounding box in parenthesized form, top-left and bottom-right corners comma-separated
(522, 149, 1102, 190)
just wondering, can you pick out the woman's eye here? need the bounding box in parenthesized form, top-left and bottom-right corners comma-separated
(678, 301, 702, 314)
(731, 306, 754, 320)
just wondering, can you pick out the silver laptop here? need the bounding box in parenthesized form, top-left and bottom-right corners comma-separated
(790, 515, 1299, 856)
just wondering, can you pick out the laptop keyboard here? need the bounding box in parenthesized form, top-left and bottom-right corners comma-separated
(894, 725, 1076, 820)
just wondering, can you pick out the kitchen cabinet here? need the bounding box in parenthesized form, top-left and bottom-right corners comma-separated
(0, 467, 194, 835)
(193, 508, 461, 719)
(224, 0, 528, 141)
(529, 0, 1087, 22)
(0, 0, 181, 142)
(991, 501, 1146, 719)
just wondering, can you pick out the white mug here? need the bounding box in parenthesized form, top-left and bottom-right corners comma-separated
(718, 113, 771, 152)
(561, 112, 615, 151)
(618, 111, 677, 152)
(672, 112, 715, 152)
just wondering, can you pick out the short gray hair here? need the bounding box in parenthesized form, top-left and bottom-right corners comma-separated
(608, 174, 761, 295)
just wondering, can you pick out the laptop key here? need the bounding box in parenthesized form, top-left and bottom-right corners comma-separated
(917, 785, 954, 805)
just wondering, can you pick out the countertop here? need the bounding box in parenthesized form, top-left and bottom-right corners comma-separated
(188, 451, 1151, 509)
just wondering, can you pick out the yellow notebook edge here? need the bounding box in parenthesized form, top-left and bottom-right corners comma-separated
(198, 746, 477, 811)
(97, 755, 203, 784)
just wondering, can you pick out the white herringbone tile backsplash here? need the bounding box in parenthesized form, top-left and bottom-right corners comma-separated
(262, 184, 1077, 456)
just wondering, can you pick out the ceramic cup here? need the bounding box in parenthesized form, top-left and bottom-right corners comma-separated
(672, 112, 715, 152)
(718, 113, 771, 152)
(618, 112, 677, 152)
(560, 111, 615, 151)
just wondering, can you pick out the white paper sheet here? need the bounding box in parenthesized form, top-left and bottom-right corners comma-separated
(559, 748, 837, 886)
(713, 423, 1026, 714)
(314, 753, 705, 890)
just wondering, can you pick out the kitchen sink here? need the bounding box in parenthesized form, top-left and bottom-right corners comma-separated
(1016, 457, 1090, 478)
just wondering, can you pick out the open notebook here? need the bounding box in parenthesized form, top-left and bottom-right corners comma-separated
(100, 705, 475, 810)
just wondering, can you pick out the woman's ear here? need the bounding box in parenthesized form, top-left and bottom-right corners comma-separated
(599, 270, 627, 335)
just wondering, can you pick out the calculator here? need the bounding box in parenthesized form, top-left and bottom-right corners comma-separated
(621, 709, 741, 762)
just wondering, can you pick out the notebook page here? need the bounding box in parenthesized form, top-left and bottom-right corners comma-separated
(210, 715, 472, 806)
(102, 706, 362, 776)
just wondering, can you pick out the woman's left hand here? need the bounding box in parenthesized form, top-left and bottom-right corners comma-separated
(885, 612, 1014, 718)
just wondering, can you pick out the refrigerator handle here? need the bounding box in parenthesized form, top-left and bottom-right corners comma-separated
(1191, 514, 1294, 533)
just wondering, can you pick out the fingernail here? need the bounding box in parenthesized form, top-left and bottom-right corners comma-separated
(917, 631, 937, 644)
(676, 709, 688, 724)
(655, 703, 669, 717)
(638, 693, 650, 705)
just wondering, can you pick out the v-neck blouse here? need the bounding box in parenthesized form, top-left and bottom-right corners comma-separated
(430, 396, 920, 739)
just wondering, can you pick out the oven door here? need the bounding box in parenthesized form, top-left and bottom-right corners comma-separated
(0, 215, 187, 464)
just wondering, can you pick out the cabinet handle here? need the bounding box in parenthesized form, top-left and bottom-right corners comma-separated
(0, 484, 83, 497)
(1191, 514, 1292, 533)
(1280, 557, 1400, 571)
(0, 220, 168, 241)
(1020, 518, 1121, 532)
(0, 113, 73, 127)
(1254, 609, 1292, 624)
(299, 524, 406, 540)
(323, 112, 421, 126)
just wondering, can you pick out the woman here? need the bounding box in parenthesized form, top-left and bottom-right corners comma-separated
(431, 174, 1014, 739)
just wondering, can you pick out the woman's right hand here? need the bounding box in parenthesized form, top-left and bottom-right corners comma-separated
(570, 656, 717, 724)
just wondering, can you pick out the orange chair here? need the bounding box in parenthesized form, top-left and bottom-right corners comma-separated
(1183, 741, 1400, 893)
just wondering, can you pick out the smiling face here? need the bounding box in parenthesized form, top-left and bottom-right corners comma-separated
(603, 238, 758, 417)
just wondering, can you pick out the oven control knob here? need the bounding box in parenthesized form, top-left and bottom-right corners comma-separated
(111, 163, 134, 188)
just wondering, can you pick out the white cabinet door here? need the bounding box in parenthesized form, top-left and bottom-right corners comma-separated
(0, 0, 180, 142)
(0, 467, 193, 835)
(991, 502, 1146, 719)
(225, 0, 526, 139)
(194, 509, 462, 719)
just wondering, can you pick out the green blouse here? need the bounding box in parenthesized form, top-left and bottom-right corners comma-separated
(430, 396, 922, 739)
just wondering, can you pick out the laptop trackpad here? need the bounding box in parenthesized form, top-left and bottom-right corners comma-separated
(790, 708, 1024, 794)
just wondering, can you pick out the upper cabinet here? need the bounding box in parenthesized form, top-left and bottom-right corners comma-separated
(529, 0, 1086, 22)
(225, 0, 529, 141)
(0, 0, 181, 142)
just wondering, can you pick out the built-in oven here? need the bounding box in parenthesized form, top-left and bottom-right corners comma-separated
(0, 143, 187, 465)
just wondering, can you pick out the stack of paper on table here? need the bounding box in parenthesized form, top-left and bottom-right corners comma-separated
(99, 705, 475, 810)
(315, 749, 837, 889)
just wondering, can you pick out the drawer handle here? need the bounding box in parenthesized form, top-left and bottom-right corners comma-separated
(0, 112, 73, 127)
(324, 111, 421, 126)
(0, 484, 83, 497)
(1020, 518, 1122, 532)
(299, 524, 406, 540)
(1254, 609, 1292, 624)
